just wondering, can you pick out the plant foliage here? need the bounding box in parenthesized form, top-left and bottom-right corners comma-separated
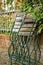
(20, 0, 43, 33)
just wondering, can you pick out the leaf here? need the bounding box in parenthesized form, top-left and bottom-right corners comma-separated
(7, 0, 13, 4)
(38, 24, 43, 34)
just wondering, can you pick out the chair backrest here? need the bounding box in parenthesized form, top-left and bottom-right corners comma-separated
(12, 13, 36, 36)
(12, 13, 26, 34)
(18, 14, 36, 36)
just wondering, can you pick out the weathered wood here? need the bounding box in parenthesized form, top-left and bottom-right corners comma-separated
(0, 10, 18, 15)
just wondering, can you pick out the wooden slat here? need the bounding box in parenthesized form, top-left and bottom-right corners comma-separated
(16, 17, 23, 20)
(20, 28, 31, 32)
(24, 18, 35, 22)
(19, 32, 33, 36)
(21, 28, 35, 31)
(14, 25, 20, 28)
(22, 24, 33, 28)
(12, 29, 19, 32)
(0, 10, 18, 15)
(16, 19, 22, 22)
(16, 13, 26, 17)
(15, 22, 22, 25)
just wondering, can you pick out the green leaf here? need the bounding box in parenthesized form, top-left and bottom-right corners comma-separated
(7, 0, 13, 4)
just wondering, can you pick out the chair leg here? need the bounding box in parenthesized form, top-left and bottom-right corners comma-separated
(10, 58, 12, 65)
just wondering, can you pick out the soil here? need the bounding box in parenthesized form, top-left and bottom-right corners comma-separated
(0, 34, 43, 65)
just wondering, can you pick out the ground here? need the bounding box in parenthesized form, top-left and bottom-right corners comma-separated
(0, 34, 43, 65)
